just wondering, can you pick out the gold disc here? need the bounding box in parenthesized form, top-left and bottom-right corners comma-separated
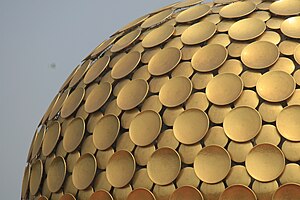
(252, 180, 278, 200)
(142, 25, 175, 48)
(191, 44, 228, 72)
(170, 186, 204, 200)
(116, 132, 135, 152)
(111, 51, 141, 79)
(141, 9, 173, 29)
(141, 95, 162, 113)
(241, 41, 279, 69)
(204, 126, 228, 147)
(218, 59, 243, 75)
(194, 145, 231, 184)
(234, 90, 259, 108)
(281, 16, 300, 38)
(42, 121, 60, 156)
(279, 163, 300, 184)
(270, 0, 300, 16)
(185, 92, 209, 111)
(276, 105, 300, 141)
(63, 117, 85, 153)
(153, 184, 175, 200)
(219, 185, 257, 200)
(85, 82, 112, 113)
(228, 18, 266, 40)
(60, 194, 76, 200)
(258, 102, 283, 123)
(159, 76, 192, 107)
(256, 71, 295, 102)
(148, 47, 182, 76)
(176, 4, 210, 23)
(171, 62, 194, 78)
(294, 44, 300, 65)
(255, 125, 281, 146)
(69, 60, 91, 87)
(246, 143, 285, 182)
(219, 1, 256, 18)
(129, 110, 162, 146)
(226, 165, 251, 186)
(206, 73, 243, 105)
(90, 190, 113, 200)
(93, 114, 120, 150)
(279, 40, 299, 56)
(228, 141, 253, 163)
(157, 129, 179, 150)
(179, 143, 202, 165)
(176, 167, 200, 188)
(173, 108, 209, 145)
(181, 21, 216, 45)
(282, 140, 300, 162)
(132, 168, 153, 190)
(111, 29, 141, 53)
(83, 56, 110, 84)
(223, 106, 262, 142)
(47, 156, 66, 192)
(96, 148, 114, 170)
(127, 188, 155, 200)
(191, 73, 213, 90)
(200, 182, 225, 200)
(72, 153, 97, 190)
(60, 87, 85, 118)
(273, 183, 300, 200)
(117, 79, 149, 110)
(147, 147, 181, 185)
(29, 159, 43, 195)
(106, 150, 135, 188)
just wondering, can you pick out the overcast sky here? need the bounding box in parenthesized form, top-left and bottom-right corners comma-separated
(0, 1, 176, 198)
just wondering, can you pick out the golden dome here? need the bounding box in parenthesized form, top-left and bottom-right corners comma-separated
(22, 0, 300, 199)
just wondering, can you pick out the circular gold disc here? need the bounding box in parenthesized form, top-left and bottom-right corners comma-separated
(60, 193, 76, 200)
(159, 76, 192, 107)
(141, 9, 173, 29)
(294, 44, 300, 65)
(63, 117, 85, 153)
(173, 108, 209, 145)
(200, 182, 225, 200)
(29, 159, 43, 195)
(252, 180, 278, 200)
(111, 51, 141, 79)
(142, 25, 175, 48)
(90, 190, 113, 200)
(111, 29, 141, 53)
(147, 147, 181, 185)
(42, 121, 60, 156)
(106, 150, 135, 188)
(85, 82, 112, 113)
(47, 156, 66, 192)
(226, 165, 251, 186)
(176, 167, 200, 188)
(206, 73, 243, 105)
(276, 105, 300, 141)
(72, 153, 97, 190)
(256, 71, 295, 102)
(219, 185, 257, 200)
(273, 183, 300, 200)
(181, 21, 216, 45)
(129, 110, 162, 146)
(194, 145, 231, 184)
(148, 47, 182, 76)
(127, 188, 155, 200)
(84, 56, 110, 84)
(60, 87, 85, 118)
(191, 44, 228, 72)
(282, 140, 300, 162)
(176, 4, 210, 23)
(229, 18, 266, 40)
(170, 186, 204, 200)
(228, 141, 253, 163)
(281, 16, 300, 39)
(220, 1, 256, 18)
(270, 0, 300, 16)
(241, 41, 279, 69)
(93, 114, 120, 150)
(246, 143, 285, 182)
(117, 79, 149, 110)
(223, 106, 262, 142)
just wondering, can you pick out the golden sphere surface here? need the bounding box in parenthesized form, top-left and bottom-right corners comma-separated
(22, 0, 300, 199)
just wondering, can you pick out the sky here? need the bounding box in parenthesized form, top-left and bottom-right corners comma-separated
(0, 0, 176, 198)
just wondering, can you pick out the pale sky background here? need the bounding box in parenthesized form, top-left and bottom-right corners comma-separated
(0, 1, 176, 198)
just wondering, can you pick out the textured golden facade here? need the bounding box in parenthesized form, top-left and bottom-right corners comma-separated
(22, 0, 300, 199)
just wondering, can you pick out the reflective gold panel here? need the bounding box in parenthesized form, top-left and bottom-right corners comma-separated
(23, 0, 300, 199)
